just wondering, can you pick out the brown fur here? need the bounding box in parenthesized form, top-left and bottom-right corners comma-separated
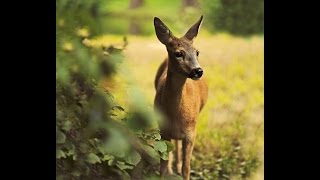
(153, 16, 208, 180)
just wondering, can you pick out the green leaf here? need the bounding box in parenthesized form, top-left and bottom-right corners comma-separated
(153, 133, 161, 141)
(116, 161, 134, 170)
(61, 120, 73, 131)
(160, 151, 169, 160)
(97, 144, 106, 154)
(124, 150, 141, 166)
(65, 144, 75, 156)
(71, 170, 81, 177)
(102, 154, 114, 161)
(108, 159, 116, 166)
(104, 128, 129, 158)
(165, 140, 174, 152)
(86, 153, 101, 164)
(154, 141, 167, 153)
(56, 130, 66, 144)
(142, 144, 160, 165)
(56, 149, 66, 159)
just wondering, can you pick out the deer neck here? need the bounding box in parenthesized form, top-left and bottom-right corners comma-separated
(165, 59, 187, 101)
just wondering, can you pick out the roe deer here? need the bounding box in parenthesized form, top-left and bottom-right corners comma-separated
(153, 16, 208, 180)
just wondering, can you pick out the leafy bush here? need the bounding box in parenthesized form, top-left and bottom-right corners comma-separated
(203, 0, 264, 35)
(56, 0, 174, 179)
(191, 140, 260, 179)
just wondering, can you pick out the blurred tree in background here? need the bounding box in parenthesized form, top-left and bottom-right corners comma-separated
(56, 0, 174, 179)
(182, 0, 199, 8)
(203, 0, 264, 35)
(129, 0, 144, 9)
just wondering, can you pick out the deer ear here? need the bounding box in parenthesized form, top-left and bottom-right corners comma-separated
(184, 15, 203, 42)
(154, 17, 173, 45)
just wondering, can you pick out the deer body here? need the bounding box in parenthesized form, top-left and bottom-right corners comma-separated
(153, 16, 208, 180)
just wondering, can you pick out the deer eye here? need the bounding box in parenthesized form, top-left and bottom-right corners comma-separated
(196, 50, 200, 56)
(174, 51, 183, 58)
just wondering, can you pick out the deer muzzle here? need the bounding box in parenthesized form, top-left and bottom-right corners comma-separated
(189, 67, 203, 80)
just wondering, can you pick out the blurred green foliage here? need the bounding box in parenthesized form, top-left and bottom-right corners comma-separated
(56, 0, 174, 179)
(203, 0, 264, 35)
(57, 0, 264, 37)
(96, 0, 203, 36)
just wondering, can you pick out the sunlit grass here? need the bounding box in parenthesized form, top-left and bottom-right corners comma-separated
(91, 32, 263, 179)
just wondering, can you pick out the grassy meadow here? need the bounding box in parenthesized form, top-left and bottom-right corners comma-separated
(88, 30, 264, 179)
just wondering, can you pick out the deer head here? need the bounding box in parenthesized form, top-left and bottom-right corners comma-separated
(154, 15, 204, 80)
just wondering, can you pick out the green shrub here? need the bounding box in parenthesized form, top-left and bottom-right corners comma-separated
(56, 0, 174, 179)
(203, 0, 264, 35)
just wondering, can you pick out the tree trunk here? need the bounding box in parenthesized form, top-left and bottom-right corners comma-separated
(182, 0, 199, 7)
(129, 20, 142, 35)
(129, 0, 144, 9)
(90, 2, 98, 18)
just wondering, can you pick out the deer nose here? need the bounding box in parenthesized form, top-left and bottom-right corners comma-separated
(190, 68, 203, 79)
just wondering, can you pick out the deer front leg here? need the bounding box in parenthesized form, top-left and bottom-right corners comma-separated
(182, 135, 195, 180)
(167, 149, 174, 174)
(175, 140, 182, 175)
